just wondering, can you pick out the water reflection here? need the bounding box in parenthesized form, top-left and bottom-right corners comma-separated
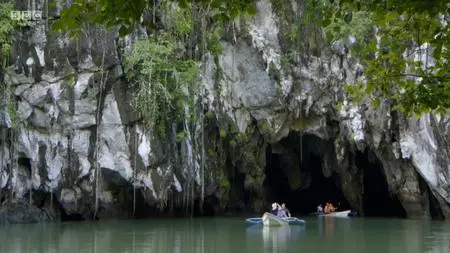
(323, 216, 335, 237)
(262, 226, 291, 252)
(0, 219, 247, 253)
(245, 224, 306, 253)
(423, 221, 450, 253)
(0, 218, 448, 253)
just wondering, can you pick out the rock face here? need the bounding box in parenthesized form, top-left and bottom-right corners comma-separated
(0, 200, 57, 225)
(0, 0, 449, 222)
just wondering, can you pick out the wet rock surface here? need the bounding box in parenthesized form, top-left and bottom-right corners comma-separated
(0, 201, 56, 225)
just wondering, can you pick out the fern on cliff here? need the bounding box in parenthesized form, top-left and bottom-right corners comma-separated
(1, 3, 28, 127)
(124, 35, 200, 137)
(0, 3, 16, 61)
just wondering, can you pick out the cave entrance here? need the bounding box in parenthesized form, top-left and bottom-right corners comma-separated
(357, 150, 406, 217)
(264, 133, 351, 215)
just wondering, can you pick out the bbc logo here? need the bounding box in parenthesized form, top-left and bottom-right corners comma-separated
(10, 10, 42, 21)
(10, 0, 42, 21)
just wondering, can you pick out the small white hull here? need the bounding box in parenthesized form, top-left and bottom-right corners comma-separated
(262, 212, 289, 226)
(320, 210, 351, 217)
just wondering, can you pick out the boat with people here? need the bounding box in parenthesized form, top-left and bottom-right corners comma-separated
(246, 202, 306, 226)
(318, 210, 351, 217)
(246, 212, 306, 226)
(315, 202, 356, 218)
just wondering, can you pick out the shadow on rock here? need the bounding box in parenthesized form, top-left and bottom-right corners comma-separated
(0, 200, 58, 225)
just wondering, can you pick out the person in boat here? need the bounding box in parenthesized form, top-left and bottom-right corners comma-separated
(317, 204, 324, 214)
(271, 202, 280, 215)
(325, 202, 337, 214)
(271, 202, 289, 218)
(273, 202, 285, 217)
(280, 203, 291, 217)
(329, 203, 337, 212)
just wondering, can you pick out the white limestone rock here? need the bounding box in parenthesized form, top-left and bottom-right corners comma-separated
(98, 93, 133, 181)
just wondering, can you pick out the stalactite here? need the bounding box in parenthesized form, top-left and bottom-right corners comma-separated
(94, 41, 108, 219)
(300, 101, 303, 165)
(200, 101, 205, 215)
(4, 74, 15, 201)
(0, 77, 7, 200)
(50, 189, 53, 210)
(29, 172, 32, 205)
(133, 128, 137, 217)
(45, 0, 49, 30)
(190, 103, 196, 218)
(152, 0, 156, 26)
(183, 170, 187, 215)
(10, 125, 17, 202)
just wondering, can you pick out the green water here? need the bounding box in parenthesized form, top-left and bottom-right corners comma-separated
(0, 217, 449, 253)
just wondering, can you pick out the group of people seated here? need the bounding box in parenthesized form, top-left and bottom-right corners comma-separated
(269, 201, 340, 217)
(316, 202, 337, 214)
(271, 202, 291, 218)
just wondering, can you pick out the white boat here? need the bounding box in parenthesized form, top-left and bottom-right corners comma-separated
(246, 213, 306, 226)
(319, 210, 351, 217)
(262, 212, 289, 226)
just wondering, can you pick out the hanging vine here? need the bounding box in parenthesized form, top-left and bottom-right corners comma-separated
(0, 2, 29, 203)
(125, 36, 200, 137)
(93, 39, 109, 219)
(133, 129, 137, 217)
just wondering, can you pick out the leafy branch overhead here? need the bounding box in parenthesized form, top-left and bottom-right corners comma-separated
(305, 0, 450, 115)
(51, 0, 449, 116)
(51, 0, 257, 37)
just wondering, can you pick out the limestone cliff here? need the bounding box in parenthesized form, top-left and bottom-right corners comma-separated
(0, 0, 449, 223)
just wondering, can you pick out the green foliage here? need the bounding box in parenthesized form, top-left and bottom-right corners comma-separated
(270, 0, 288, 25)
(219, 129, 227, 138)
(207, 31, 224, 56)
(163, 2, 194, 39)
(51, 0, 258, 37)
(51, 0, 147, 37)
(205, 111, 215, 119)
(218, 172, 230, 207)
(1, 3, 29, 130)
(258, 120, 275, 135)
(0, 3, 29, 63)
(125, 35, 200, 137)
(175, 131, 189, 142)
(309, 0, 450, 115)
(0, 3, 15, 60)
(6, 100, 17, 128)
(323, 11, 372, 50)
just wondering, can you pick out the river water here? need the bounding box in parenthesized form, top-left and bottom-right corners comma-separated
(1, 217, 449, 253)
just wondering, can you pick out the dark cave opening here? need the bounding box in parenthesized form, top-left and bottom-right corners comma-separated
(60, 208, 85, 221)
(22, 190, 84, 222)
(356, 149, 407, 218)
(423, 176, 445, 220)
(98, 168, 153, 220)
(129, 187, 155, 219)
(194, 196, 218, 217)
(17, 157, 32, 175)
(264, 134, 351, 215)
